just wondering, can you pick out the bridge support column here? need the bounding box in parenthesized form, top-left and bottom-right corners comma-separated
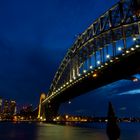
(122, 26, 127, 51)
(70, 60, 73, 81)
(100, 49, 103, 64)
(76, 62, 79, 77)
(43, 101, 60, 122)
(88, 56, 91, 69)
(112, 42, 116, 57)
(102, 47, 105, 63)
(138, 22, 140, 35)
(94, 51, 97, 68)
(74, 55, 79, 78)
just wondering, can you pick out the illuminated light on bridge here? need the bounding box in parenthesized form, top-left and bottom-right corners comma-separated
(106, 54, 110, 58)
(136, 45, 140, 48)
(83, 70, 87, 73)
(118, 47, 122, 51)
(131, 48, 135, 51)
(105, 63, 108, 66)
(132, 78, 139, 82)
(110, 60, 113, 63)
(126, 50, 130, 54)
(68, 101, 71, 104)
(90, 65, 93, 69)
(97, 61, 101, 65)
(133, 37, 137, 41)
(78, 73, 81, 77)
(93, 73, 97, 77)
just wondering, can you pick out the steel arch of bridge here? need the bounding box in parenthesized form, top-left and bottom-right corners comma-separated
(43, 0, 140, 105)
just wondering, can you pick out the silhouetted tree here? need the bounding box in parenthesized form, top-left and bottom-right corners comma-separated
(106, 102, 120, 140)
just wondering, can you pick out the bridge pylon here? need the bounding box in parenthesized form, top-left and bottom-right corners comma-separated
(38, 93, 46, 121)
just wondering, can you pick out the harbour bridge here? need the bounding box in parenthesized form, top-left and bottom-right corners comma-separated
(38, 0, 140, 121)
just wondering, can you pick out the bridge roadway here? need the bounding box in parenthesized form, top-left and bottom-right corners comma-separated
(53, 46, 140, 103)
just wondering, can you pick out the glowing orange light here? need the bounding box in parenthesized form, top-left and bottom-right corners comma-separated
(41, 93, 46, 100)
(13, 116, 17, 122)
(93, 73, 97, 77)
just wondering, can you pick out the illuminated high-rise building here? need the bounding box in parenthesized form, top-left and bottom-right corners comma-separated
(9, 100, 16, 115)
(0, 97, 2, 114)
(3, 100, 9, 114)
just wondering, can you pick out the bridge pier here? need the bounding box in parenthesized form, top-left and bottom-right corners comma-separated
(43, 101, 60, 122)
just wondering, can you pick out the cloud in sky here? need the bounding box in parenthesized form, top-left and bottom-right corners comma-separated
(118, 89, 140, 96)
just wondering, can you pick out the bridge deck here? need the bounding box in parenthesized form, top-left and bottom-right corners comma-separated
(51, 47, 140, 103)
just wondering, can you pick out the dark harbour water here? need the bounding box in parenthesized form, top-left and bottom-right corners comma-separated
(0, 122, 140, 140)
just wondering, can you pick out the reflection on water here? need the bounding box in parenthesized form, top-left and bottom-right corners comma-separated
(0, 122, 140, 140)
(36, 123, 107, 140)
(0, 122, 37, 140)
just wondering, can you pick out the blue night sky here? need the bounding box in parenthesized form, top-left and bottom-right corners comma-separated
(0, 0, 140, 117)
